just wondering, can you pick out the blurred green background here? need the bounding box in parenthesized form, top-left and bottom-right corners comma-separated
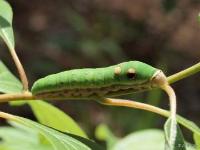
(0, 0, 199, 143)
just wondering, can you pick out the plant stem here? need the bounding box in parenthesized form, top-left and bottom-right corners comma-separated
(98, 98, 200, 134)
(167, 62, 200, 84)
(9, 48, 29, 91)
(0, 92, 34, 102)
(2, 30, 29, 91)
(98, 98, 168, 116)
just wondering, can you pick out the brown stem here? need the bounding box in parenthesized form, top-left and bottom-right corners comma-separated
(10, 48, 29, 91)
(98, 98, 200, 134)
(0, 92, 34, 102)
(98, 98, 168, 116)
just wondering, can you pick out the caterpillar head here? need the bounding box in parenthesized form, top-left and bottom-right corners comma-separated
(151, 70, 168, 88)
(114, 61, 161, 86)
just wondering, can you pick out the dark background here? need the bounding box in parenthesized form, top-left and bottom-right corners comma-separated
(0, 0, 199, 142)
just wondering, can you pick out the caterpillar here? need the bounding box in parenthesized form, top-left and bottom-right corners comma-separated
(31, 61, 166, 100)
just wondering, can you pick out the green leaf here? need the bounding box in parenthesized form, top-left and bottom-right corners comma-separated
(15, 118, 102, 150)
(0, 0, 15, 50)
(95, 124, 118, 149)
(0, 126, 53, 150)
(112, 129, 165, 150)
(0, 60, 22, 93)
(9, 100, 27, 106)
(27, 100, 88, 138)
(112, 129, 195, 150)
(194, 133, 200, 150)
(154, 109, 200, 141)
(176, 115, 200, 136)
(0, 112, 103, 150)
(164, 118, 186, 150)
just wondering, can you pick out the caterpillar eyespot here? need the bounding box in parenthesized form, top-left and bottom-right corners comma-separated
(127, 68, 136, 79)
(114, 66, 121, 75)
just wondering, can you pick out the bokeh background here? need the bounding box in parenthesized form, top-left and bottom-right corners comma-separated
(0, 0, 200, 144)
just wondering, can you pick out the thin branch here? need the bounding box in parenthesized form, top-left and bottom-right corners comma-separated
(167, 62, 200, 84)
(9, 48, 29, 91)
(98, 98, 200, 134)
(0, 92, 34, 102)
(98, 98, 168, 116)
(2, 31, 29, 91)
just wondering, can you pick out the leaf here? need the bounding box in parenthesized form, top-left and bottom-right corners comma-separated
(0, 60, 22, 93)
(194, 133, 200, 150)
(176, 115, 200, 136)
(0, 111, 103, 150)
(164, 118, 186, 150)
(112, 129, 165, 150)
(95, 124, 118, 149)
(154, 109, 200, 141)
(0, 0, 15, 50)
(27, 100, 88, 138)
(0, 126, 53, 150)
(9, 100, 27, 106)
(112, 129, 195, 150)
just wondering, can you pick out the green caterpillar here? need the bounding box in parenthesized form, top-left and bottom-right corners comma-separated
(31, 61, 165, 100)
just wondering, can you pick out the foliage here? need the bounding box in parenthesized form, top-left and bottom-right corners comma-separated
(0, 113, 103, 150)
(0, 0, 14, 51)
(27, 100, 88, 138)
(164, 119, 186, 150)
(0, 60, 22, 93)
(95, 126, 196, 150)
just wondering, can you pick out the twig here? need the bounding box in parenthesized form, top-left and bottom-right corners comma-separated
(98, 98, 168, 116)
(9, 48, 29, 91)
(167, 62, 200, 84)
(0, 92, 34, 102)
(98, 98, 200, 134)
(1, 29, 29, 91)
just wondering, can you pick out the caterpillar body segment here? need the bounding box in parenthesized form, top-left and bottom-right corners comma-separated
(31, 61, 159, 99)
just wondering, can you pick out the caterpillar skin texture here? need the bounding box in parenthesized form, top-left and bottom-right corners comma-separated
(31, 61, 160, 100)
